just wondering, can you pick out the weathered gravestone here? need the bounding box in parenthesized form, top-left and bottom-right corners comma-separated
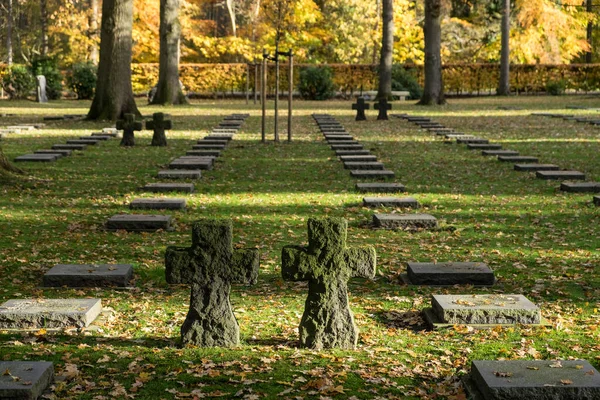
(559, 182, 600, 192)
(356, 182, 406, 193)
(373, 213, 437, 229)
(36, 75, 48, 103)
(147, 112, 172, 147)
(405, 262, 494, 286)
(281, 218, 376, 349)
(424, 294, 542, 329)
(43, 264, 133, 287)
(130, 198, 186, 210)
(165, 219, 259, 346)
(106, 214, 173, 232)
(463, 360, 600, 400)
(374, 98, 392, 120)
(157, 170, 202, 179)
(514, 164, 559, 172)
(352, 97, 370, 121)
(142, 183, 195, 193)
(14, 154, 59, 162)
(0, 299, 102, 329)
(116, 113, 142, 147)
(0, 361, 54, 399)
(536, 170, 586, 180)
(363, 196, 419, 208)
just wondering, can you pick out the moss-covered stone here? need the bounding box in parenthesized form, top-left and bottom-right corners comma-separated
(282, 218, 376, 350)
(165, 219, 259, 347)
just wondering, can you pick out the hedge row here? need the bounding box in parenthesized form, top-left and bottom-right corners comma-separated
(3, 63, 600, 96)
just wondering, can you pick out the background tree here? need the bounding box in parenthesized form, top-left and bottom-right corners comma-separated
(497, 0, 510, 96)
(87, 0, 140, 121)
(151, 0, 188, 105)
(418, 0, 446, 105)
(0, 146, 23, 176)
(376, 0, 393, 100)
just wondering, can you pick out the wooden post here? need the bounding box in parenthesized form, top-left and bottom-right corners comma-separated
(261, 51, 267, 143)
(274, 44, 280, 142)
(288, 50, 293, 142)
(245, 63, 250, 104)
(254, 63, 258, 105)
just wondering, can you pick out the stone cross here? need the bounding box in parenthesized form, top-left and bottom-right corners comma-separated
(146, 112, 172, 147)
(116, 113, 142, 146)
(36, 75, 48, 103)
(281, 218, 376, 349)
(352, 97, 370, 121)
(165, 219, 260, 347)
(375, 98, 392, 120)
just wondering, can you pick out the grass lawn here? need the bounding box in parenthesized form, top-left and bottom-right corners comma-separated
(0, 95, 599, 399)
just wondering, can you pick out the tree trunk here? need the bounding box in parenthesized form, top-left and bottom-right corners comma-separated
(586, 0, 593, 63)
(376, 0, 393, 101)
(150, 0, 188, 105)
(226, 0, 236, 37)
(497, 0, 510, 95)
(90, 0, 99, 64)
(7, 0, 13, 65)
(87, 0, 140, 121)
(0, 146, 24, 175)
(418, 0, 446, 105)
(372, 0, 381, 65)
(40, 0, 48, 56)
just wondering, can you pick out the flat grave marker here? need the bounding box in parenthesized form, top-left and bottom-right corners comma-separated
(34, 149, 72, 157)
(192, 144, 226, 150)
(43, 264, 133, 287)
(356, 182, 406, 193)
(344, 162, 384, 170)
(52, 144, 86, 151)
(457, 138, 489, 144)
(464, 360, 600, 400)
(0, 298, 102, 329)
(405, 262, 494, 286)
(482, 150, 519, 156)
(142, 183, 194, 193)
(336, 150, 371, 156)
(560, 182, 600, 192)
(130, 198, 186, 210)
(339, 155, 377, 162)
(14, 154, 58, 162)
(186, 150, 220, 157)
(169, 158, 213, 170)
(106, 214, 173, 232)
(536, 170, 586, 180)
(363, 196, 419, 208)
(331, 144, 364, 150)
(514, 164, 559, 172)
(467, 144, 502, 150)
(498, 156, 539, 163)
(66, 139, 99, 145)
(350, 170, 395, 178)
(373, 213, 437, 229)
(80, 135, 109, 141)
(157, 170, 201, 179)
(0, 361, 54, 400)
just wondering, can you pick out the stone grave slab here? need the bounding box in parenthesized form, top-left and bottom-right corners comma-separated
(186, 150, 220, 157)
(94, 131, 117, 137)
(157, 170, 201, 179)
(424, 294, 541, 329)
(350, 170, 395, 178)
(363, 197, 419, 208)
(0, 298, 102, 329)
(464, 360, 600, 400)
(325, 136, 353, 141)
(482, 150, 519, 156)
(198, 140, 229, 145)
(457, 138, 489, 144)
(339, 155, 378, 162)
(594, 195, 600, 206)
(106, 214, 173, 232)
(80, 135, 109, 141)
(445, 134, 475, 140)
(331, 144, 364, 150)
(14, 154, 58, 162)
(329, 140, 359, 145)
(169, 158, 213, 170)
(35, 149, 72, 157)
(66, 139, 99, 145)
(336, 150, 371, 156)
(130, 198, 186, 210)
(211, 129, 237, 134)
(405, 262, 494, 286)
(560, 182, 600, 192)
(142, 183, 194, 193)
(0, 361, 54, 399)
(467, 144, 503, 150)
(7, 125, 35, 131)
(43, 264, 133, 287)
(192, 144, 226, 150)
(406, 117, 431, 122)
(344, 162, 384, 170)
(356, 183, 406, 193)
(373, 213, 437, 229)
(52, 144, 86, 150)
(536, 170, 586, 180)
(514, 164, 559, 172)
(498, 156, 539, 163)
(205, 134, 234, 140)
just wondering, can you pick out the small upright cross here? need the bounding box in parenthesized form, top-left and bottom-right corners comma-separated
(281, 218, 376, 349)
(116, 113, 142, 146)
(352, 97, 370, 121)
(374, 98, 392, 120)
(165, 219, 260, 347)
(147, 112, 172, 147)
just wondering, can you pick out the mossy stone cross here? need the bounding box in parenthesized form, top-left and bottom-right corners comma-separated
(375, 98, 392, 120)
(165, 219, 259, 347)
(352, 97, 370, 121)
(116, 113, 142, 146)
(147, 112, 172, 147)
(282, 218, 376, 349)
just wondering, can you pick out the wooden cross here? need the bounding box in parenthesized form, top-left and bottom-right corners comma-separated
(146, 112, 172, 147)
(165, 219, 260, 347)
(281, 218, 376, 349)
(116, 113, 142, 146)
(352, 97, 370, 121)
(374, 98, 392, 120)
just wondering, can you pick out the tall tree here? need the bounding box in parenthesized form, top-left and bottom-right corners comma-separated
(90, 0, 99, 63)
(6, 0, 13, 65)
(497, 0, 510, 95)
(586, 0, 593, 63)
(418, 0, 446, 105)
(150, 0, 188, 105)
(87, 0, 140, 121)
(226, 0, 237, 36)
(376, 0, 393, 100)
(40, 0, 48, 56)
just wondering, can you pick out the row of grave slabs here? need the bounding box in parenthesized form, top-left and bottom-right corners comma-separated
(2, 110, 599, 398)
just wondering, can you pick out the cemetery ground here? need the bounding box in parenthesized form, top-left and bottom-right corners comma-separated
(0, 96, 599, 399)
